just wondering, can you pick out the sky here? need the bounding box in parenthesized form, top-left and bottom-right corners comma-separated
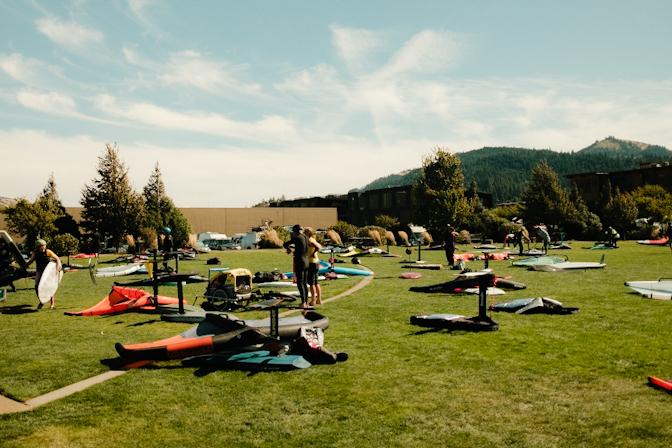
(1, 0, 672, 207)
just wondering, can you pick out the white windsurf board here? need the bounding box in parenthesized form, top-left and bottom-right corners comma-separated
(95, 263, 143, 278)
(531, 261, 605, 272)
(38, 262, 63, 304)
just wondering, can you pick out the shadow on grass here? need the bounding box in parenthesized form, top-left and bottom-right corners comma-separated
(194, 367, 259, 377)
(99, 357, 260, 378)
(0, 304, 38, 314)
(100, 357, 180, 371)
(409, 328, 459, 335)
(126, 319, 162, 327)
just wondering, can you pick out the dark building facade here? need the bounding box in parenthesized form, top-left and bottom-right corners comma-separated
(346, 185, 493, 227)
(274, 186, 493, 228)
(566, 163, 672, 208)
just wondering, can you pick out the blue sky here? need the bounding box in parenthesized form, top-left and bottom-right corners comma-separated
(1, 0, 671, 207)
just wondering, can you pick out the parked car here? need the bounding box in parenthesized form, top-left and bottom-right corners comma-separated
(204, 239, 241, 250)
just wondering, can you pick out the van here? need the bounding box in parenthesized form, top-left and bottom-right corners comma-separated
(239, 231, 260, 249)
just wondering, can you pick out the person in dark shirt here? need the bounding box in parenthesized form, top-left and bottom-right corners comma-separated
(444, 224, 457, 266)
(26, 239, 61, 309)
(283, 224, 310, 307)
(161, 227, 174, 271)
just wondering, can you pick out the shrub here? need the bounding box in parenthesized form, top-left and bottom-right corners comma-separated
(373, 214, 399, 229)
(368, 229, 382, 246)
(325, 229, 342, 246)
(385, 231, 396, 246)
(456, 230, 471, 244)
(258, 229, 283, 249)
(139, 227, 158, 250)
(273, 226, 290, 243)
(330, 221, 357, 242)
(52, 233, 79, 256)
(125, 235, 136, 253)
(421, 231, 433, 244)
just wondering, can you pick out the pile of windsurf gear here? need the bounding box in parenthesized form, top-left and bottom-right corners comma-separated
(410, 272, 499, 332)
(409, 270, 526, 294)
(489, 297, 578, 314)
(114, 294, 346, 372)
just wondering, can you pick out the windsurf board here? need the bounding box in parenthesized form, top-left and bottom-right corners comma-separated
(37, 262, 63, 304)
(625, 280, 672, 300)
(95, 263, 143, 278)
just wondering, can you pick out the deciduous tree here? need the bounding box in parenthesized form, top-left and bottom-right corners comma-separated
(413, 147, 471, 234)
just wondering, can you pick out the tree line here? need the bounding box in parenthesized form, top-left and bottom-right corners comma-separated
(412, 148, 672, 243)
(2, 144, 190, 254)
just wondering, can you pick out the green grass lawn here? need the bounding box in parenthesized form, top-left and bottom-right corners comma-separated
(1, 242, 672, 447)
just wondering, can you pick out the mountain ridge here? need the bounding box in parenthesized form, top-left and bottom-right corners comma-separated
(359, 137, 672, 203)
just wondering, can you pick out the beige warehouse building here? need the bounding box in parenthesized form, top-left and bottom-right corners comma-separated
(1, 207, 338, 240)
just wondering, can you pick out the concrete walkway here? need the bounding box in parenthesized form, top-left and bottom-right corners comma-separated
(0, 270, 373, 415)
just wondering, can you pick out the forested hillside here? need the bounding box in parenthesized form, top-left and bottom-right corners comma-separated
(360, 137, 672, 203)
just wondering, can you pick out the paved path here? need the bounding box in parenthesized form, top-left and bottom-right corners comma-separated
(0, 270, 373, 415)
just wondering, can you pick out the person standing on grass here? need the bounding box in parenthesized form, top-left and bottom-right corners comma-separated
(534, 224, 551, 254)
(283, 224, 310, 308)
(26, 239, 61, 310)
(444, 224, 458, 266)
(161, 227, 174, 271)
(515, 222, 530, 255)
(303, 227, 323, 306)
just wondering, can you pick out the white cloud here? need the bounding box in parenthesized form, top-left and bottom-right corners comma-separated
(127, 0, 165, 40)
(121, 48, 263, 97)
(330, 25, 384, 74)
(0, 53, 56, 85)
(158, 50, 262, 97)
(274, 64, 349, 107)
(0, 129, 425, 207)
(16, 90, 78, 117)
(378, 30, 462, 78)
(35, 16, 104, 50)
(128, 0, 155, 15)
(122, 46, 150, 67)
(93, 94, 296, 144)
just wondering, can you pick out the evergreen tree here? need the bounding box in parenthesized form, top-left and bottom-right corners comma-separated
(36, 174, 80, 239)
(36, 174, 65, 218)
(413, 147, 471, 234)
(80, 143, 144, 250)
(521, 160, 574, 227)
(142, 162, 191, 247)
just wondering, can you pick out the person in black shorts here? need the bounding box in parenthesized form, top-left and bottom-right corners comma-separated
(283, 224, 310, 307)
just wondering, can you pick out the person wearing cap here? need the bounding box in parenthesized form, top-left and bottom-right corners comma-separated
(26, 239, 61, 309)
(283, 224, 310, 307)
